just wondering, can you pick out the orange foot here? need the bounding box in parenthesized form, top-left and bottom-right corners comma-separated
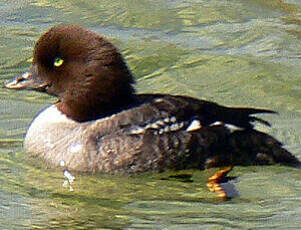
(207, 166, 234, 199)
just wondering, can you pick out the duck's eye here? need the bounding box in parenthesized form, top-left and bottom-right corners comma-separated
(54, 57, 64, 67)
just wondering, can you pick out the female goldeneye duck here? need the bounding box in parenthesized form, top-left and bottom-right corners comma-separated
(5, 25, 300, 198)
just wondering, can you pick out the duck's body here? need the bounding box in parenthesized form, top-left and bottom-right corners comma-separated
(5, 25, 299, 175)
(25, 94, 298, 173)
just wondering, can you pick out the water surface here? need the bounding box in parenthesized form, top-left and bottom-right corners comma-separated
(0, 0, 300, 229)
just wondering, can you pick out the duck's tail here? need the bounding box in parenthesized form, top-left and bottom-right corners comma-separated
(219, 106, 277, 129)
(228, 129, 300, 167)
(195, 126, 300, 169)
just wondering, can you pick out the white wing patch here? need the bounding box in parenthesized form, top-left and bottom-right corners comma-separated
(224, 124, 244, 132)
(210, 121, 244, 133)
(129, 117, 185, 135)
(130, 126, 145, 135)
(186, 120, 202, 132)
(210, 121, 223, 126)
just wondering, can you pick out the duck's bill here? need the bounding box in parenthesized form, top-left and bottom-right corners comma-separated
(5, 72, 48, 92)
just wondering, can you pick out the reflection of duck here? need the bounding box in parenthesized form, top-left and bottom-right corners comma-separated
(5, 25, 299, 198)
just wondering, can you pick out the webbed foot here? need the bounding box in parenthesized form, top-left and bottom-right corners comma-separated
(207, 166, 234, 199)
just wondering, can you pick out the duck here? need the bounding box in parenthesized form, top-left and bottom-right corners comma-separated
(5, 25, 300, 198)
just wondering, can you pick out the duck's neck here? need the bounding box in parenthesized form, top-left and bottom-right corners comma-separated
(57, 87, 136, 122)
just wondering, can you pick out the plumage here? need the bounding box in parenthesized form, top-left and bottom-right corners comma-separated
(4, 25, 299, 175)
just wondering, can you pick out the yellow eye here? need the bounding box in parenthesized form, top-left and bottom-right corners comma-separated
(54, 57, 64, 67)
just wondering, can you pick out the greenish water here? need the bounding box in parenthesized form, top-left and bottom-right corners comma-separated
(0, 0, 300, 229)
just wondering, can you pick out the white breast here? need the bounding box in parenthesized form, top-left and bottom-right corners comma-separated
(24, 105, 78, 154)
(30, 105, 74, 125)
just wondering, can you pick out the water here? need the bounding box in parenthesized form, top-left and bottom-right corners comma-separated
(0, 0, 300, 229)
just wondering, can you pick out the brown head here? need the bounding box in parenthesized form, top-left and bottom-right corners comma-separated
(5, 25, 135, 121)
